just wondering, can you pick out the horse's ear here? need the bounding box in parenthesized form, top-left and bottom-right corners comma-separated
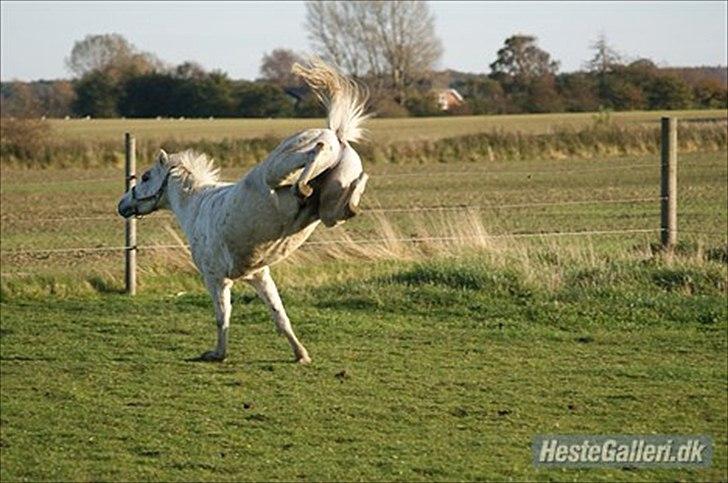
(158, 149, 169, 165)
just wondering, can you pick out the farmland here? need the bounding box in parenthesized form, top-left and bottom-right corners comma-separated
(1, 112, 727, 481)
(49, 109, 728, 143)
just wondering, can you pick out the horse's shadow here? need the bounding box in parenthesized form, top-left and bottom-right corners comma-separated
(184, 355, 294, 366)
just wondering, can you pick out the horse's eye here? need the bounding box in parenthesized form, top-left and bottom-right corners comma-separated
(141, 172, 150, 182)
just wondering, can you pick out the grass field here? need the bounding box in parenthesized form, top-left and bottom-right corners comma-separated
(1, 255, 726, 481)
(49, 109, 728, 144)
(4, 110, 722, 169)
(1, 113, 727, 481)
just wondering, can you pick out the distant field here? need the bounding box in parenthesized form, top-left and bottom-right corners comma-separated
(48, 109, 728, 144)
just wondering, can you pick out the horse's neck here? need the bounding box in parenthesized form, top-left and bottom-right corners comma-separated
(166, 178, 203, 234)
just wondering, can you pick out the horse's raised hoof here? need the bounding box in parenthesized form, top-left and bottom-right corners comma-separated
(295, 181, 313, 200)
(345, 201, 360, 218)
(197, 350, 226, 362)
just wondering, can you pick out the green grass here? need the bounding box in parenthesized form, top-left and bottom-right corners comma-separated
(1, 255, 726, 481)
(49, 110, 728, 144)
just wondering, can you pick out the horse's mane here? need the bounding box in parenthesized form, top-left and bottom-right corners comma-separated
(170, 150, 221, 190)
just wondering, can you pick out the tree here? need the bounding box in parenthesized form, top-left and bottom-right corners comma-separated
(622, 59, 659, 87)
(403, 93, 440, 116)
(527, 76, 564, 113)
(66, 33, 160, 80)
(178, 71, 234, 117)
(647, 75, 693, 109)
(260, 49, 305, 88)
(306, 1, 366, 76)
(72, 71, 123, 117)
(557, 73, 600, 112)
(174, 61, 207, 80)
(599, 75, 646, 110)
(451, 77, 509, 114)
(293, 94, 326, 118)
(304, 0, 443, 103)
(489, 35, 559, 85)
(119, 67, 242, 118)
(586, 33, 622, 74)
(233, 82, 294, 118)
(0, 82, 41, 118)
(489, 35, 561, 113)
(34, 81, 76, 118)
(68, 34, 163, 118)
(120, 73, 181, 117)
(693, 78, 728, 109)
(1, 80, 76, 119)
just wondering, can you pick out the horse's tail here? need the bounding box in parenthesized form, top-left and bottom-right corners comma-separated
(292, 58, 369, 144)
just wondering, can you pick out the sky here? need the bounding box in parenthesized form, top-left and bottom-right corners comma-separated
(1, 0, 726, 82)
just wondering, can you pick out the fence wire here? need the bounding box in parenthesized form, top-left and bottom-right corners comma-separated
(1, 160, 723, 190)
(0, 228, 664, 256)
(0, 196, 665, 223)
(1, 158, 725, 267)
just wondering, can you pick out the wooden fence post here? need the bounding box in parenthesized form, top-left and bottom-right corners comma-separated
(660, 117, 677, 249)
(125, 133, 137, 295)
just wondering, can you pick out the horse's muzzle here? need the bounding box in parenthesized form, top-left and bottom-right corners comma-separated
(117, 198, 134, 218)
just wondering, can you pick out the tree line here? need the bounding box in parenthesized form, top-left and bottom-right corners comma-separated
(1, 0, 726, 119)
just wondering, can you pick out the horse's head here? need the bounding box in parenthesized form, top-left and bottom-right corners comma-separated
(117, 149, 172, 218)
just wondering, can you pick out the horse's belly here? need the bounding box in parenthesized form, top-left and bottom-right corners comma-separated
(227, 222, 320, 279)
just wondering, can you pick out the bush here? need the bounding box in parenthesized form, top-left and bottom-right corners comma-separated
(693, 79, 728, 109)
(293, 95, 326, 118)
(373, 98, 410, 118)
(0, 118, 52, 163)
(2, 119, 725, 168)
(647, 75, 693, 110)
(404, 93, 441, 117)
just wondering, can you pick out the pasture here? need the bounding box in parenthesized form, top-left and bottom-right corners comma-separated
(1, 113, 727, 481)
(49, 109, 727, 144)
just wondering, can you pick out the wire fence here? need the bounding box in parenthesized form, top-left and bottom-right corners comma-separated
(1, 190, 722, 257)
(1, 120, 726, 286)
(1, 169, 724, 256)
(0, 195, 663, 223)
(0, 229, 669, 256)
(0, 160, 723, 193)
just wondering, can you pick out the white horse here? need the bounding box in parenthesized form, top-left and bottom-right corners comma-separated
(117, 60, 369, 363)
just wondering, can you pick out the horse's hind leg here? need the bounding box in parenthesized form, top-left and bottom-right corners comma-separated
(199, 277, 233, 362)
(265, 137, 337, 193)
(246, 266, 311, 365)
(293, 142, 329, 199)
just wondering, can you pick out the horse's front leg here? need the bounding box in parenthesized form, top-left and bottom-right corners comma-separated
(199, 277, 233, 362)
(246, 267, 311, 365)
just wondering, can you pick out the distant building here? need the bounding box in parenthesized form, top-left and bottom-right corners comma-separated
(435, 89, 464, 111)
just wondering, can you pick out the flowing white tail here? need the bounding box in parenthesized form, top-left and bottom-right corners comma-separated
(292, 58, 369, 144)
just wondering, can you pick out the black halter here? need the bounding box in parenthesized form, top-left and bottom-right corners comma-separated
(130, 171, 171, 215)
